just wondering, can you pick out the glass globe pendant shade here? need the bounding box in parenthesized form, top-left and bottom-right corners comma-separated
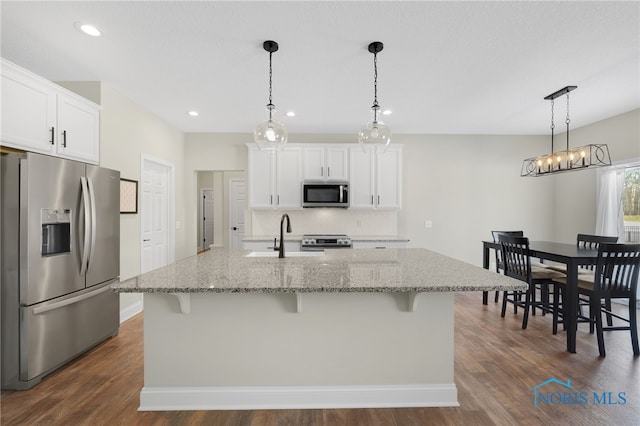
(358, 107, 391, 153)
(254, 118, 287, 151)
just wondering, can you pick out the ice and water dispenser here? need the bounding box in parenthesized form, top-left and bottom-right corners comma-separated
(41, 209, 71, 256)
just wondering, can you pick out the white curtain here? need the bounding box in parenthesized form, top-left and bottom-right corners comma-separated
(595, 167, 625, 241)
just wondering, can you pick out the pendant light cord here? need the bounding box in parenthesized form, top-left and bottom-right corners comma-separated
(372, 52, 379, 122)
(566, 92, 571, 152)
(550, 98, 555, 154)
(268, 51, 273, 121)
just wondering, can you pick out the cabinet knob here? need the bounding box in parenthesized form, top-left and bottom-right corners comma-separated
(232, 227, 238, 231)
(61, 130, 67, 147)
(50, 127, 55, 145)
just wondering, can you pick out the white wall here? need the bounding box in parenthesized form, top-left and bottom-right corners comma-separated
(551, 109, 640, 243)
(396, 133, 556, 265)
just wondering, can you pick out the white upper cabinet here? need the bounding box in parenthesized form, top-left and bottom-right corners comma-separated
(247, 146, 276, 209)
(376, 146, 403, 209)
(348, 148, 376, 209)
(302, 145, 349, 181)
(1, 59, 100, 164)
(276, 147, 303, 209)
(249, 143, 401, 210)
(349, 146, 403, 210)
(56, 93, 100, 163)
(1, 61, 57, 155)
(247, 144, 302, 210)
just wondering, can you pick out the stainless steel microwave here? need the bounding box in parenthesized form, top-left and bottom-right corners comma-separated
(302, 182, 349, 208)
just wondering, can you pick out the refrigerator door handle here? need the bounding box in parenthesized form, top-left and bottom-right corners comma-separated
(32, 284, 112, 315)
(87, 177, 97, 271)
(80, 176, 91, 276)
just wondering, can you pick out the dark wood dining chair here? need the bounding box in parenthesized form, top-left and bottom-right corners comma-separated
(548, 234, 619, 332)
(490, 231, 524, 302)
(499, 235, 566, 329)
(553, 243, 640, 357)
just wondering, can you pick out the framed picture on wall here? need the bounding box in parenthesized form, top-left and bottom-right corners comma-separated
(120, 178, 138, 214)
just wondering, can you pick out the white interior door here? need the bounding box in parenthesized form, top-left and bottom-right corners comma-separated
(141, 158, 171, 273)
(201, 189, 215, 250)
(229, 179, 246, 250)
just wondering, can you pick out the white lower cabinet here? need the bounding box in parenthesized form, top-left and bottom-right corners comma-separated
(1, 59, 100, 164)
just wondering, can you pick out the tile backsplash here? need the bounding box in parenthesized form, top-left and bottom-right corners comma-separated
(249, 209, 398, 236)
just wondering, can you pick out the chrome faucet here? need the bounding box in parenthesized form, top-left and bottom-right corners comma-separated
(276, 213, 292, 258)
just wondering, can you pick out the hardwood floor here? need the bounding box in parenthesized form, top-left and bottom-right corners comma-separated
(2, 292, 639, 425)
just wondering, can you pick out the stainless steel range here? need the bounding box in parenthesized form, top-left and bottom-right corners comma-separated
(301, 234, 352, 251)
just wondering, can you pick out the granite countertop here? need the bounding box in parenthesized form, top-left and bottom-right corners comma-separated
(112, 248, 526, 294)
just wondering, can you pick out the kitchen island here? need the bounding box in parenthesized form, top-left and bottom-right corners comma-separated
(113, 248, 525, 411)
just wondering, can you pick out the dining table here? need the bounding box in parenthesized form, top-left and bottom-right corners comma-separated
(482, 240, 600, 353)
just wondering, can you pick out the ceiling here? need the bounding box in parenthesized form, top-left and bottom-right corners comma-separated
(1, 1, 638, 136)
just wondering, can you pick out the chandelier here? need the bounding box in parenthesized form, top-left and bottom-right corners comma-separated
(521, 86, 611, 177)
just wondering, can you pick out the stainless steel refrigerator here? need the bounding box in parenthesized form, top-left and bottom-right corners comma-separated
(1, 152, 120, 390)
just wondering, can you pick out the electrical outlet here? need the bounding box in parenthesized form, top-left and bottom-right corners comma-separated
(424, 220, 432, 229)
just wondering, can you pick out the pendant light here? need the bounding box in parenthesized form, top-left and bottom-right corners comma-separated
(254, 40, 287, 150)
(521, 86, 611, 177)
(359, 41, 391, 153)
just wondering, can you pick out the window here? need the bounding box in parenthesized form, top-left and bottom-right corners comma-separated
(623, 166, 640, 242)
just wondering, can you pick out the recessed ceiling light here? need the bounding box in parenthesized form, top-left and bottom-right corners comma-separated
(188, 111, 199, 117)
(286, 111, 296, 117)
(382, 109, 392, 115)
(75, 22, 101, 37)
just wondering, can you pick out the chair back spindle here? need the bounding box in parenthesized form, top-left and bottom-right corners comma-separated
(594, 243, 640, 296)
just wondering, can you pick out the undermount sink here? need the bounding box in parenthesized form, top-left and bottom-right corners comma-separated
(245, 251, 325, 258)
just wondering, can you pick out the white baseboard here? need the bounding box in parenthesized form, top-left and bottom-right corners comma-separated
(138, 384, 459, 411)
(120, 300, 143, 323)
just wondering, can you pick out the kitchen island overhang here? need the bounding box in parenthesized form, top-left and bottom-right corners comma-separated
(113, 248, 525, 411)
